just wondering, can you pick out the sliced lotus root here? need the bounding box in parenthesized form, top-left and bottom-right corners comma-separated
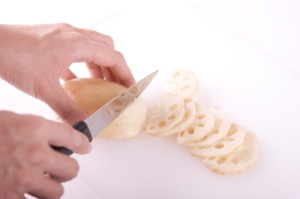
(185, 107, 231, 148)
(177, 103, 215, 144)
(203, 132, 258, 175)
(189, 123, 246, 158)
(106, 83, 146, 116)
(144, 94, 185, 134)
(154, 99, 197, 136)
(100, 98, 147, 139)
(163, 69, 198, 99)
(106, 91, 130, 117)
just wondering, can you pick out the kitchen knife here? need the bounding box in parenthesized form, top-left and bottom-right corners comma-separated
(52, 70, 158, 155)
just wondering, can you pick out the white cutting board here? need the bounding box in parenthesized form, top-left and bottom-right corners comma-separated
(1, 1, 300, 198)
(69, 3, 300, 198)
(5, 60, 300, 199)
(70, 61, 300, 199)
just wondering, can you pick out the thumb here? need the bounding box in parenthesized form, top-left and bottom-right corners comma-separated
(45, 85, 88, 124)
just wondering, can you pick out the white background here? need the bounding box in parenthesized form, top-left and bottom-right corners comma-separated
(0, 0, 300, 198)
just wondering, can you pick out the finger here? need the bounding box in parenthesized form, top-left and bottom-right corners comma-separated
(44, 152, 80, 182)
(100, 66, 118, 83)
(46, 119, 92, 154)
(60, 68, 77, 81)
(108, 63, 135, 87)
(27, 177, 64, 199)
(73, 41, 135, 87)
(86, 62, 103, 78)
(75, 28, 115, 48)
(5, 192, 26, 199)
(45, 83, 88, 124)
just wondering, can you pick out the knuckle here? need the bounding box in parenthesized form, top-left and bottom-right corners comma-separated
(17, 170, 36, 190)
(114, 51, 127, 66)
(56, 22, 72, 29)
(81, 29, 115, 47)
(40, 23, 77, 47)
(60, 32, 81, 45)
(63, 33, 89, 54)
(69, 32, 85, 41)
(26, 146, 47, 165)
(115, 50, 125, 61)
(52, 183, 64, 199)
(56, 108, 83, 124)
(32, 116, 47, 128)
(69, 158, 80, 178)
(27, 117, 47, 137)
(42, 23, 70, 39)
(71, 132, 90, 154)
(102, 35, 114, 47)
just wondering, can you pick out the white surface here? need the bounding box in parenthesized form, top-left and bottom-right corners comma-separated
(1, 0, 300, 198)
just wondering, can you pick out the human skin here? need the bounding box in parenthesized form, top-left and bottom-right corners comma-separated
(0, 23, 135, 198)
(0, 111, 92, 199)
(0, 23, 135, 124)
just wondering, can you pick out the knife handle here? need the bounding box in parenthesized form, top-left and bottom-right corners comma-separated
(51, 121, 93, 156)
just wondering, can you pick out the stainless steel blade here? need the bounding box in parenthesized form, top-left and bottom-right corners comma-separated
(84, 70, 158, 138)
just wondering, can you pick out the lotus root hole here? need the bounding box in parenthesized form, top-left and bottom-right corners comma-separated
(168, 104, 178, 111)
(187, 127, 194, 134)
(208, 157, 215, 161)
(180, 85, 190, 91)
(130, 86, 139, 94)
(217, 157, 226, 164)
(231, 158, 239, 164)
(183, 99, 190, 103)
(202, 136, 208, 141)
(197, 114, 205, 119)
(226, 138, 235, 141)
(228, 125, 238, 135)
(172, 72, 181, 79)
(197, 123, 205, 127)
(215, 143, 224, 149)
(157, 121, 166, 128)
(112, 100, 123, 106)
(168, 114, 176, 120)
(212, 129, 219, 134)
(113, 109, 122, 114)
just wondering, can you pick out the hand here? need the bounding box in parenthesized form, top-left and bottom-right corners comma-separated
(0, 23, 135, 124)
(0, 110, 92, 199)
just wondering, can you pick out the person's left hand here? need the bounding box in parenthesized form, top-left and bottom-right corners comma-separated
(0, 23, 135, 124)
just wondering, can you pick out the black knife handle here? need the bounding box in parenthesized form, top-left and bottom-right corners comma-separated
(73, 121, 93, 142)
(51, 121, 93, 156)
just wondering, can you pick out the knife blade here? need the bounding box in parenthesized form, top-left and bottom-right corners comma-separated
(52, 70, 158, 155)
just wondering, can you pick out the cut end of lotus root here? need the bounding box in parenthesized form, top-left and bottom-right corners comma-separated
(163, 68, 198, 99)
(203, 132, 258, 175)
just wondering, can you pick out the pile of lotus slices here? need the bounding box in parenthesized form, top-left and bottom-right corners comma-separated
(63, 68, 258, 175)
(143, 69, 258, 175)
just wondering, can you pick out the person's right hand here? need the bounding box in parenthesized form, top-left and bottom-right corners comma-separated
(0, 110, 91, 199)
